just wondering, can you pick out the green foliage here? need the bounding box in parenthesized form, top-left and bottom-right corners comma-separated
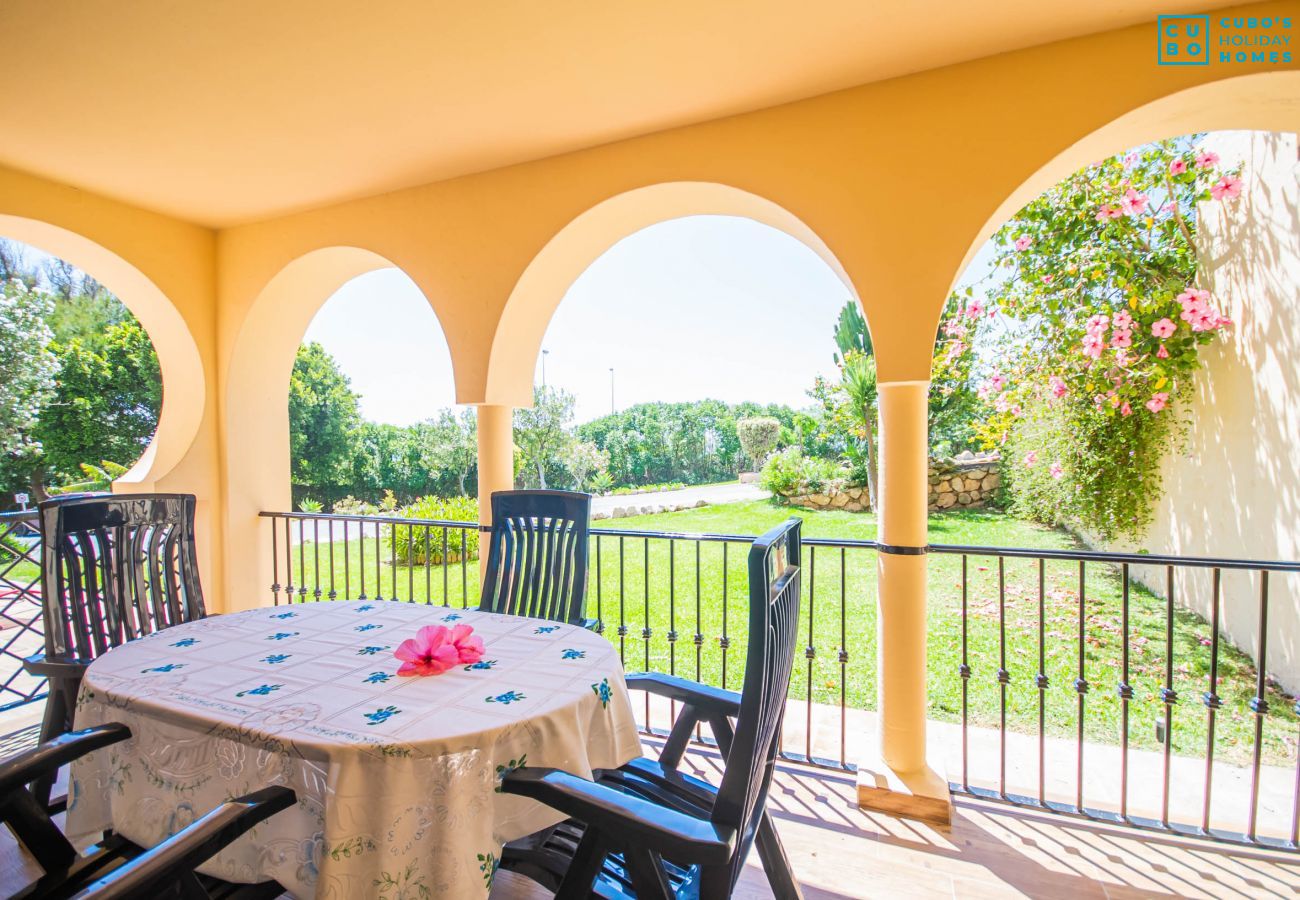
(35, 320, 161, 481)
(387, 495, 480, 564)
(514, 386, 575, 489)
(578, 400, 800, 488)
(289, 342, 362, 491)
(419, 409, 477, 496)
(0, 279, 56, 467)
(562, 440, 610, 492)
(608, 481, 686, 495)
(298, 496, 324, 513)
(735, 417, 780, 471)
(947, 138, 1235, 540)
(587, 470, 614, 495)
(760, 447, 848, 497)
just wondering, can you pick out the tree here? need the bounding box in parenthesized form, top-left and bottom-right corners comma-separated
(421, 409, 477, 496)
(563, 440, 610, 491)
(948, 138, 1235, 539)
(830, 300, 879, 510)
(514, 386, 575, 489)
(0, 279, 56, 492)
(35, 321, 162, 482)
(736, 417, 780, 471)
(288, 342, 361, 492)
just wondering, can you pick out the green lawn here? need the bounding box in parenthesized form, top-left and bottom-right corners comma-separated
(10, 503, 1296, 767)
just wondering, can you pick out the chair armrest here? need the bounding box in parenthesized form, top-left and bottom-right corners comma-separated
(579, 617, 600, 632)
(0, 724, 130, 797)
(69, 786, 296, 900)
(502, 768, 734, 865)
(23, 652, 91, 681)
(625, 672, 741, 717)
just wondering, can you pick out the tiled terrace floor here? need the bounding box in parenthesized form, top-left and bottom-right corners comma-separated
(1, 727, 1296, 898)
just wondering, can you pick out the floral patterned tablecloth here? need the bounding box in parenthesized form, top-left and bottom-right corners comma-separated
(67, 600, 641, 899)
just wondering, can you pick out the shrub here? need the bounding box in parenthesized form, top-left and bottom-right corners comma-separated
(298, 496, 323, 513)
(588, 471, 614, 495)
(736, 417, 781, 471)
(387, 495, 480, 565)
(760, 448, 847, 497)
(331, 495, 378, 516)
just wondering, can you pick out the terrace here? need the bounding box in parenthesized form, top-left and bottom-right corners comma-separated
(2, 1, 1299, 897)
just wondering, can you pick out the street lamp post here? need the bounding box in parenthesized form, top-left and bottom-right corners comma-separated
(541, 349, 549, 387)
(609, 368, 615, 414)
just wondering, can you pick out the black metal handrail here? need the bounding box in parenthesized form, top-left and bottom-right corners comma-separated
(0, 510, 46, 712)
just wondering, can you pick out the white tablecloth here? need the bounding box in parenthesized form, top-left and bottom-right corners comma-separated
(67, 600, 641, 898)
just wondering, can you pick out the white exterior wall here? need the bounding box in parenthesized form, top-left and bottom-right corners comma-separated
(1105, 131, 1300, 690)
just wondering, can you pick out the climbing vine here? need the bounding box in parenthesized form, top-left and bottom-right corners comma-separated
(941, 138, 1241, 540)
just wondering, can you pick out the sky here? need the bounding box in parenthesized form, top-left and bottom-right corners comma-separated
(304, 215, 866, 425)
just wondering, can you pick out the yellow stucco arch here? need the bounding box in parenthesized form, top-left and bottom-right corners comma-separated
(221, 244, 454, 610)
(949, 70, 1300, 304)
(0, 214, 205, 490)
(485, 181, 860, 407)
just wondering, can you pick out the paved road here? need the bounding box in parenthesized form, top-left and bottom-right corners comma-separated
(591, 481, 767, 515)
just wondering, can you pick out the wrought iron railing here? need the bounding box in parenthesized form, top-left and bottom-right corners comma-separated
(259, 510, 1300, 849)
(0, 510, 46, 711)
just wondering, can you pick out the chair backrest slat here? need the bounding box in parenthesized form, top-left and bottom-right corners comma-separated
(39, 494, 207, 661)
(479, 491, 591, 625)
(712, 517, 802, 892)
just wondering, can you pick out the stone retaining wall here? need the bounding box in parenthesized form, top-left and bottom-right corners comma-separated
(928, 452, 1000, 511)
(781, 452, 1001, 514)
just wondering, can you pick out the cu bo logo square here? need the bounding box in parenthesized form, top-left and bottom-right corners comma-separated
(1158, 15, 1210, 65)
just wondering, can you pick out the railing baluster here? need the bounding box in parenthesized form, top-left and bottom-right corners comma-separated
(461, 527, 468, 608)
(357, 517, 366, 600)
(424, 525, 432, 605)
(312, 519, 321, 600)
(720, 542, 730, 690)
(668, 539, 677, 724)
(271, 516, 281, 605)
(1203, 567, 1222, 834)
(283, 516, 294, 602)
(1036, 558, 1047, 806)
(1119, 562, 1132, 820)
(1248, 570, 1270, 842)
(442, 526, 449, 607)
(694, 540, 703, 743)
(839, 547, 848, 770)
(959, 554, 970, 791)
(374, 519, 383, 602)
(327, 518, 336, 600)
(997, 556, 1008, 798)
(1075, 560, 1088, 812)
(297, 517, 307, 601)
(1161, 565, 1176, 828)
(643, 537, 651, 729)
(617, 536, 627, 664)
(343, 516, 351, 599)
(805, 545, 817, 763)
(594, 535, 603, 631)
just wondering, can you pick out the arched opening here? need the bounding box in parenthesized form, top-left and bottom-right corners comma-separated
(223, 246, 460, 612)
(0, 216, 204, 494)
(930, 71, 1299, 837)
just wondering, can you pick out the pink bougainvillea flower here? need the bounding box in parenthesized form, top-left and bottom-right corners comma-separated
(1151, 318, 1176, 338)
(394, 624, 484, 676)
(1156, 344, 1170, 359)
(943, 320, 967, 338)
(1195, 149, 1220, 169)
(1049, 375, 1068, 399)
(1023, 451, 1039, 468)
(1168, 158, 1188, 175)
(1121, 188, 1149, 216)
(1210, 175, 1243, 201)
(1050, 462, 1065, 480)
(1146, 392, 1169, 414)
(1096, 204, 1123, 222)
(1014, 235, 1032, 251)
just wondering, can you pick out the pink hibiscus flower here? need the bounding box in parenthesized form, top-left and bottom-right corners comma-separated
(1112, 311, 1134, 330)
(1210, 175, 1242, 201)
(1169, 159, 1188, 175)
(1023, 451, 1039, 468)
(1014, 235, 1032, 251)
(1195, 149, 1220, 169)
(1050, 462, 1065, 480)
(1151, 318, 1176, 338)
(1096, 205, 1123, 222)
(1085, 313, 1110, 334)
(1049, 375, 1068, 399)
(395, 624, 485, 676)
(1121, 188, 1149, 216)
(964, 298, 985, 319)
(1110, 328, 1133, 349)
(1081, 332, 1105, 359)
(1146, 392, 1169, 414)
(1120, 401, 1133, 417)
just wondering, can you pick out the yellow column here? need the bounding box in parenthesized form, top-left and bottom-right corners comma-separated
(476, 405, 514, 570)
(857, 380, 952, 823)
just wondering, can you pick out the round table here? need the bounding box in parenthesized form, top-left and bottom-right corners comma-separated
(66, 600, 641, 899)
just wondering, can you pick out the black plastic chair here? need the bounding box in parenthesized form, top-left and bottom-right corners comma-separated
(478, 490, 595, 628)
(0, 723, 294, 899)
(23, 494, 207, 809)
(500, 517, 805, 899)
